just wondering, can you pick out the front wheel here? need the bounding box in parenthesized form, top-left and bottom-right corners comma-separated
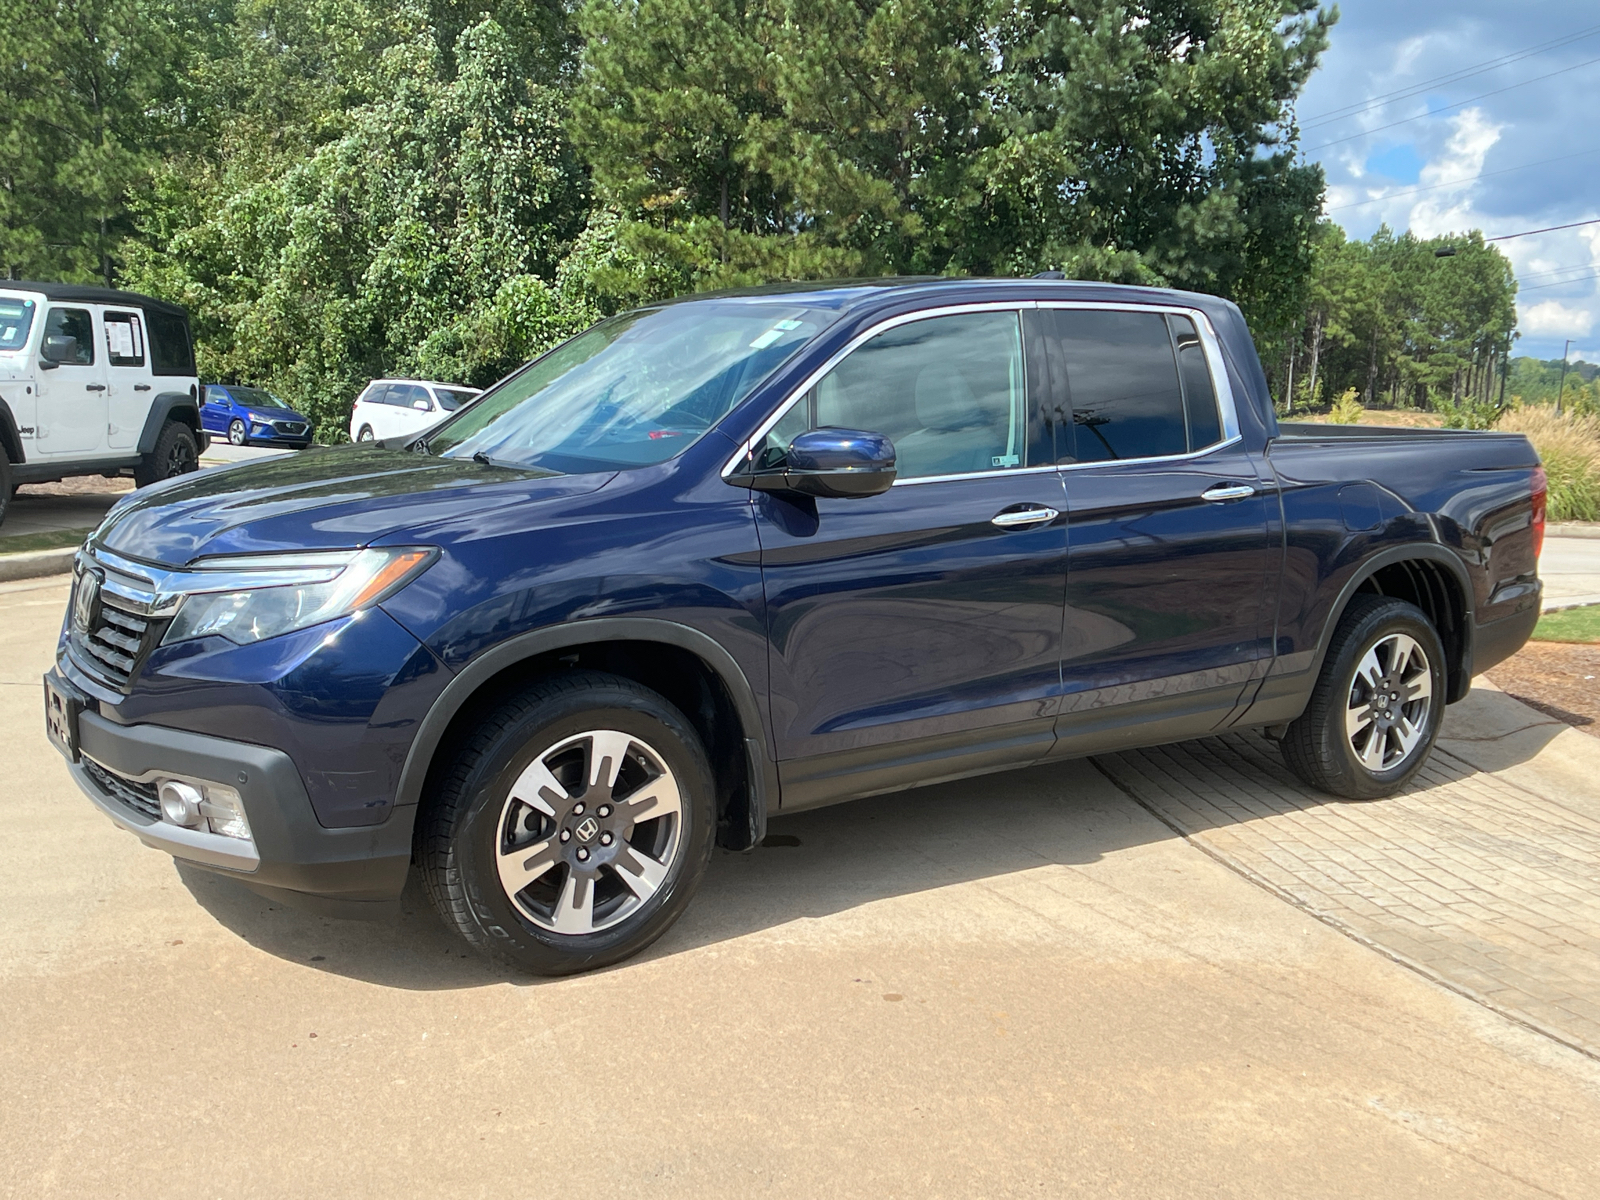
(420, 671, 716, 975)
(228, 418, 248, 446)
(1280, 594, 1446, 799)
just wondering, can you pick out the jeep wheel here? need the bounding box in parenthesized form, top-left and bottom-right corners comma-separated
(0, 456, 12, 527)
(420, 671, 716, 975)
(356, 425, 375, 442)
(133, 421, 200, 488)
(1280, 594, 1446, 800)
(228, 418, 248, 446)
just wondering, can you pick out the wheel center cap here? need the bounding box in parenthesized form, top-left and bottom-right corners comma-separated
(573, 816, 600, 844)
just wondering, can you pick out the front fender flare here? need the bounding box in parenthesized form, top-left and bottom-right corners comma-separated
(388, 616, 776, 842)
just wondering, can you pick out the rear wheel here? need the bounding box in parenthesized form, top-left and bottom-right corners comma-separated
(420, 671, 716, 975)
(1280, 594, 1446, 799)
(133, 421, 199, 487)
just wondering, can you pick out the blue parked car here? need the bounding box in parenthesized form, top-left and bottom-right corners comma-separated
(201, 384, 313, 448)
(45, 278, 1545, 975)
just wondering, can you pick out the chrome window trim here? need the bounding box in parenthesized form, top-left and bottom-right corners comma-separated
(720, 298, 1244, 484)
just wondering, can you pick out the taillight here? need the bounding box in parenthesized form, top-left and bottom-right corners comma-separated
(1530, 465, 1547, 560)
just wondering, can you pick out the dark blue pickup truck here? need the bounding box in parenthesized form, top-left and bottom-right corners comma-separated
(45, 278, 1546, 974)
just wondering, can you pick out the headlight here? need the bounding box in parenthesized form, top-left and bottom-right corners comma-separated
(162, 547, 436, 646)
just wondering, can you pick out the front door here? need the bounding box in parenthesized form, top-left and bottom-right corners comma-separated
(1041, 306, 1276, 756)
(752, 308, 1069, 809)
(34, 306, 107, 458)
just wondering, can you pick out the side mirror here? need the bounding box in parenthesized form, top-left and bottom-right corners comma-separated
(734, 427, 897, 499)
(413, 399, 431, 412)
(40, 335, 77, 368)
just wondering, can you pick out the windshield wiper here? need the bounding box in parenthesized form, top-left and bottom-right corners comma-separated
(470, 450, 523, 469)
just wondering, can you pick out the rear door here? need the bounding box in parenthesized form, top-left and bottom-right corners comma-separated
(34, 306, 107, 458)
(103, 309, 151, 449)
(1042, 305, 1276, 755)
(750, 306, 1069, 808)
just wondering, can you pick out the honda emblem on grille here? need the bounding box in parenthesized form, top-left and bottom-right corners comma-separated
(73, 570, 102, 633)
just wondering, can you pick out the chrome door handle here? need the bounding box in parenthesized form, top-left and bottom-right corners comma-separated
(1201, 483, 1256, 502)
(991, 505, 1060, 529)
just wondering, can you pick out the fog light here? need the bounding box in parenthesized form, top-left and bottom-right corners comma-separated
(198, 784, 251, 841)
(158, 780, 204, 827)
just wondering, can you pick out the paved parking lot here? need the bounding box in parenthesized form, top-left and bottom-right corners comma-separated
(6, 575, 1600, 1197)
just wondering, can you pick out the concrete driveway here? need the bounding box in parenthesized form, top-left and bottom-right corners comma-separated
(5, 576, 1600, 1198)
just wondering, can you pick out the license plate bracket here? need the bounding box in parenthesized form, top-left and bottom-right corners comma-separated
(43, 673, 84, 763)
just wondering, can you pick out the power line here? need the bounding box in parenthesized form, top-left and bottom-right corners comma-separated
(1306, 54, 1600, 153)
(1325, 146, 1600, 212)
(1519, 270, 1600, 292)
(1489, 218, 1600, 242)
(1302, 23, 1600, 129)
(1518, 263, 1600, 283)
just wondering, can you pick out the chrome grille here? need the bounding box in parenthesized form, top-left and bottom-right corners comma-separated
(66, 552, 174, 692)
(83, 759, 161, 820)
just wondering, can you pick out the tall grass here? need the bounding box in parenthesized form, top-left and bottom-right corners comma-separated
(1496, 406, 1600, 523)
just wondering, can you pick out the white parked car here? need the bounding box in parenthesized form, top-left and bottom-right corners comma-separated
(348, 378, 482, 442)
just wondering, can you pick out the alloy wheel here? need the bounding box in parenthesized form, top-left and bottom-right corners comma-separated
(229, 419, 247, 446)
(495, 729, 683, 935)
(1345, 632, 1432, 773)
(165, 438, 197, 477)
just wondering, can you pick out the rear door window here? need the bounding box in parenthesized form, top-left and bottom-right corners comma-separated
(1051, 309, 1227, 462)
(104, 311, 145, 368)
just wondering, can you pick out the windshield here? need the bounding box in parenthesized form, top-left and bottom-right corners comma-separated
(0, 295, 37, 352)
(230, 387, 292, 411)
(435, 387, 477, 411)
(429, 302, 834, 472)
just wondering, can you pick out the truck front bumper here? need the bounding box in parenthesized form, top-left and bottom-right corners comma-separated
(60, 683, 413, 916)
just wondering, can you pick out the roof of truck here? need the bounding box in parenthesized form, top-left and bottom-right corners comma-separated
(0, 281, 189, 318)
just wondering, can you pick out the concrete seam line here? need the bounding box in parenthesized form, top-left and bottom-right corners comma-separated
(1088, 754, 1600, 1065)
(0, 547, 77, 583)
(1546, 524, 1600, 540)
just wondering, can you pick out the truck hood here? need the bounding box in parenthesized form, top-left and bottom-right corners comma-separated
(95, 446, 613, 565)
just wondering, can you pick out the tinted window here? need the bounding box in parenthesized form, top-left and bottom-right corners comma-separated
(774, 311, 1027, 480)
(229, 386, 290, 410)
(104, 311, 145, 367)
(204, 386, 229, 403)
(434, 387, 476, 411)
(147, 309, 195, 376)
(1055, 310, 1184, 462)
(359, 384, 391, 406)
(44, 308, 95, 365)
(391, 384, 432, 409)
(1171, 315, 1222, 450)
(0, 296, 37, 352)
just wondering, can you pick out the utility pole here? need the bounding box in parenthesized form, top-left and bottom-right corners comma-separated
(1556, 339, 1572, 416)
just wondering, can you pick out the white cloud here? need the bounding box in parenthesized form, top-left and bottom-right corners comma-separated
(1405, 109, 1501, 238)
(1520, 301, 1594, 338)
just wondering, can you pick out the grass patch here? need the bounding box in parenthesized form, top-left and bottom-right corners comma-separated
(0, 527, 95, 555)
(1531, 604, 1600, 644)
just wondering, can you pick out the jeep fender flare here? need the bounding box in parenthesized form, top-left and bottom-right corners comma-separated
(0, 396, 24, 464)
(137, 392, 202, 455)
(389, 616, 776, 840)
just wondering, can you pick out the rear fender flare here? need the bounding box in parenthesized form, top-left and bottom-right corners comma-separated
(389, 617, 776, 842)
(1308, 542, 1475, 701)
(137, 393, 202, 455)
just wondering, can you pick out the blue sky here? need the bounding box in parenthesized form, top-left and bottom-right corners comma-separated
(1297, 1, 1600, 363)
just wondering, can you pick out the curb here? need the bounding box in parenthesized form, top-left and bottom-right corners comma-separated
(0, 547, 77, 582)
(1543, 593, 1600, 614)
(1548, 523, 1600, 541)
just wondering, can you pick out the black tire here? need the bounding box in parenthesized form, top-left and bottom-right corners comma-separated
(133, 420, 200, 488)
(1280, 594, 1447, 799)
(356, 425, 375, 442)
(228, 418, 248, 446)
(420, 671, 717, 975)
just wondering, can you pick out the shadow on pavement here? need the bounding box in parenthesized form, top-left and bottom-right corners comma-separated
(178, 756, 1155, 991)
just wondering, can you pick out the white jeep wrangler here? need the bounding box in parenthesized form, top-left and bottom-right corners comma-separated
(0, 282, 207, 528)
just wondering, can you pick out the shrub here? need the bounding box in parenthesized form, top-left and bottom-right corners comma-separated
(1496, 406, 1600, 523)
(1327, 388, 1363, 424)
